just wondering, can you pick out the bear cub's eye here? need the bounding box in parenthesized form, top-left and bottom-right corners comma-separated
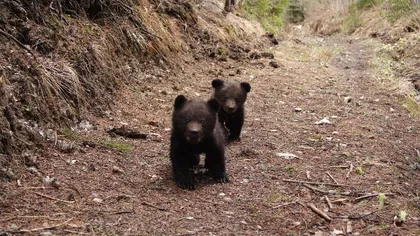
(200, 119, 206, 124)
(185, 118, 190, 123)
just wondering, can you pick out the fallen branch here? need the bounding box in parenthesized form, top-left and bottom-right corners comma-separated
(18, 218, 73, 232)
(303, 183, 330, 194)
(326, 172, 339, 184)
(0, 29, 36, 57)
(324, 196, 333, 209)
(142, 202, 167, 211)
(346, 163, 354, 179)
(34, 192, 75, 204)
(308, 203, 332, 222)
(354, 193, 394, 202)
(272, 201, 297, 209)
(283, 179, 346, 187)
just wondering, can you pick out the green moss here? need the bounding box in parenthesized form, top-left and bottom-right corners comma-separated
(242, 0, 290, 33)
(398, 96, 420, 117)
(99, 139, 133, 153)
(61, 127, 80, 141)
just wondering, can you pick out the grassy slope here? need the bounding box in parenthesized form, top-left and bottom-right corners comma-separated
(0, 0, 262, 174)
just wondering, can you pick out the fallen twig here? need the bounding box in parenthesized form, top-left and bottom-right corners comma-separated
(346, 221, 353, 234)
(272, 201, 298, 209)
(325, 196, 333, 209)
(102, 210, 134, 215)
(326, 172, 339, 184)
(330, 198, 349, 204)
(346, 163, 354, 179)
(329, 165, 349, 168)
(308, 203, 332, 222)
(18, 218, 73, 232)
(348, 210, 379, 220)
(0, 29, 36, 57)
(142, 202, 167, 211)
(283, 179, 346, 187)
(354, 193, 394, 202)
(303, 183, 329, 194)
(0, 215, 57, 223)
(34, 192, 75, 204)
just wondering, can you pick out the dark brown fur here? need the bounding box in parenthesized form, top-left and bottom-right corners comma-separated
(211, 79, 251, 142)
(170, 95, 229, 190)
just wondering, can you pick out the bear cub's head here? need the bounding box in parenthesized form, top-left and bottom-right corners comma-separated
(172, 95, 220, 144)
(211, 79, 251, 114)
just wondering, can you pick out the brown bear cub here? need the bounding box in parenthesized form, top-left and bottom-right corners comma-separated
(170, 95, 229, 190)
(211, 79, 251, 142)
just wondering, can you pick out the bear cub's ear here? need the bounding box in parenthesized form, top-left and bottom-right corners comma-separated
(207, 98, 220, 112)
(240, 82, 251, 93)
(212, 79, 224, 89)
(174, 95, 187, 110)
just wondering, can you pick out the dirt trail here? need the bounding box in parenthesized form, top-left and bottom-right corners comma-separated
(1, 36, 419, 235)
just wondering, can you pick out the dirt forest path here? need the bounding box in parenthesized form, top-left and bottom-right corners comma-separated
(1, 36, 419, 235)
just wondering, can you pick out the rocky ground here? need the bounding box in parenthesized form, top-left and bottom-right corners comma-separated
(1, 33, 419, 235)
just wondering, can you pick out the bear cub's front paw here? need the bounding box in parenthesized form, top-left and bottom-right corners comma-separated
(175, 175, 195, 190)
(213, 173, 230, 183)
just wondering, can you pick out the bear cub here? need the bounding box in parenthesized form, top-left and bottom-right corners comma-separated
(170, 95, 229, 190)
(211, 79, 251, 142)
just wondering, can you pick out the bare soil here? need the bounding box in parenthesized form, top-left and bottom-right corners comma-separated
(1, 35, 419, 235)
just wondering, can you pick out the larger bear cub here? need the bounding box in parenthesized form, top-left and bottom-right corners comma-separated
(211, 79, 251, 142)
(170, 95, 229, 190)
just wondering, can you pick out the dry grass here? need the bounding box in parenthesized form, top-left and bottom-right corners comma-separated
(136, 2, 185, 58)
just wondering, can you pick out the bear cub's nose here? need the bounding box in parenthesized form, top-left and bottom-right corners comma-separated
(189, 129, 199, 136)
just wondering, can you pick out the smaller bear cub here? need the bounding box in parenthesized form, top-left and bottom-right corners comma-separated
(170, 95, 229, 190)
(211, 79, 251, 142)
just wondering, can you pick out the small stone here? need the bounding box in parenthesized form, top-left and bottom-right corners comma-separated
(218, 193, 226, 196)
(315, 117, 331, 125)
(240, 220, 247, 225)
(8, 223, 19, 231)
(294, 107, 302, 112)
(276, 153, 297, 159)
(257, 225, 262, 229)
(223, 197, 232, 202)
(112, 166, 125, 174)
(93, 197, 103, 203)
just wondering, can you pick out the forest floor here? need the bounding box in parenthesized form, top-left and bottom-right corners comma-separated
(1, 33, 419, 235)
